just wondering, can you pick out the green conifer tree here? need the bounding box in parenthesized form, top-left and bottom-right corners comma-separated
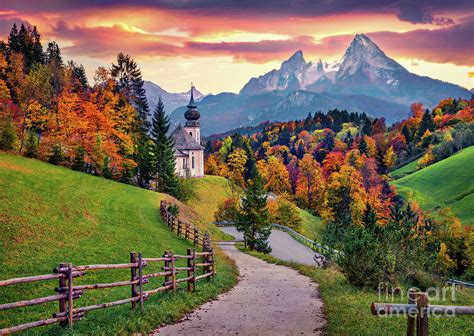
(236, 172, 272, 253)
(150, 97, 178, 196)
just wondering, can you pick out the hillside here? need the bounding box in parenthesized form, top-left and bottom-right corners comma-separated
(392, 146, 474, 226)
(0, 153, 237, 335)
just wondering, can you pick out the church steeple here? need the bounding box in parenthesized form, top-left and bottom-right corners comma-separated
(184, 84, 200, 122)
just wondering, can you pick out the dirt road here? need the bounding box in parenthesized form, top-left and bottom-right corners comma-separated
(155, 242, 326, 335)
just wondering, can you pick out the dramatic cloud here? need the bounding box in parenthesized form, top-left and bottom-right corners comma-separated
(4, 1, 471, 25)
(1, 1, 472, 91)
(41, 15, 474, 67)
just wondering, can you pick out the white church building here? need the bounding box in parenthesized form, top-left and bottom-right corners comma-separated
(170, 86, 205, 177)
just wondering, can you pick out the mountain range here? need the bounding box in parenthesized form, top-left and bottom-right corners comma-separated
(148, 34, 470, 135)
(144, 81, 204, 113)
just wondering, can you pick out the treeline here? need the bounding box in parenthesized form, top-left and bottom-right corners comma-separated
(207, 97, 474, 287)
(0, 24, 180, 197)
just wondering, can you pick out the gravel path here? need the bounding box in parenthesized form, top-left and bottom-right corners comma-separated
(155, 242, 326, 336)
(219, 226, 318, 266)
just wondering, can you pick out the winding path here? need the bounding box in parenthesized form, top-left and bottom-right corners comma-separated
(219, 226, 318, 265)
(155, 242, 326, 335)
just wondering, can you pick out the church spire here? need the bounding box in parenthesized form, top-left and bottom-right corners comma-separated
(187, 83, 197, 109)
(184, 83, 200, 122)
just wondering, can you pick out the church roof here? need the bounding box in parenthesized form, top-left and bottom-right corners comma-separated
(170, 125, 205, 151)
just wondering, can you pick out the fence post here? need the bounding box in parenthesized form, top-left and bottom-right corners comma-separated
(185, 224, 189, 241)
(138, 252, 144, 310)
(211, 249, 215, 279)
(192, 249, 197, 291)
(67, 263, 74, 328)
(416, 292, 429, 336)
(130, 252, 138, 310)
(178, 220, 182, 237)
(202, 236, 211, 281)
(170, 251, 176, 292)
(407, 289, 416, 336)
(187, 248, 192, 292)
(194, 229, 198, 246)
(163, 251, 170, 287)
(58, 262, 67, 327)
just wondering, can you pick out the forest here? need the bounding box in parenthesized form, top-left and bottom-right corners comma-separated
(206, 97, 474, 287)
(0, 23, 180, 197)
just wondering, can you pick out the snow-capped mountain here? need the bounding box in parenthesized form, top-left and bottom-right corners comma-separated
(144, 81, 204, 114)
(240, 51, 340, 95)
(239, 34, 469, 107)
(168, 34, 470, 135)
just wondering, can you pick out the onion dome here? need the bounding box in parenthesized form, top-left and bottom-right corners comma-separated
(184, 85, 200, 121)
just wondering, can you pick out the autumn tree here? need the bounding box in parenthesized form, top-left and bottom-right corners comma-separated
(227, 148, 247, 187)
(383, 146, 397, 171)
(264, 156, 291, 195)
(268, 198, 302, 231)
(295, 154, 322, 210)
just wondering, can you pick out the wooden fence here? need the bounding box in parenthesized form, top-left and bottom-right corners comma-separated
(0, 249, 215, 334)
(0, 202, 215, 335)
(371, 290, 474, 335)
(161, 200, 211, 248)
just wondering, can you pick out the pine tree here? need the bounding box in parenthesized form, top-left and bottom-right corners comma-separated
(150, 97, 178, 196)
(236, 172, 272, 253)
(67, 61, 89, 90)
(111, 53, 151, 187)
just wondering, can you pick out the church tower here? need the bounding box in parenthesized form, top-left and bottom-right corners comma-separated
(169, 84, 204, 177)
(183, 85, 201, 144)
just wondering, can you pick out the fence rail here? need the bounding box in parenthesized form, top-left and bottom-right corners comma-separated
(161, 201, 211, 248)
(0, 202, 215, 335)
(371, 290, 474, 335)
(213, 220, 340, 258)
(447, 279, 474, 289)
(0, 249, 215, 335)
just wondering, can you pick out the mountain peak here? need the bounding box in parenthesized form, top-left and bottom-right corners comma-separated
(282, 50, 306, 69)
(337, 33, 405, 80)
(347, 33, 382, 54)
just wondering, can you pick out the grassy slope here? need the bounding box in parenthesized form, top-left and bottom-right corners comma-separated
(390, 159, 418, 180)
(298, 208, 324, 241)
(392, 146, 474, 226)
(188, 175, 325, 242)
(0, 153, 237, 335)
(239, 245, 474, 336)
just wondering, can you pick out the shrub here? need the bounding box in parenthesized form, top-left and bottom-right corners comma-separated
(167, 204, 180, 217)
(0, 118, 17, 151)
(214, 197, 240, 222)
(268, 198, 302, 231)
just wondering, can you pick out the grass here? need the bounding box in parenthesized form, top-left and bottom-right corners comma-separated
(390, 159, 419, 179)
(0, 152, 238, 335)
(237, 244, 474, 336)
(392, 146, 474, 226)
(297, 208, 324, 241)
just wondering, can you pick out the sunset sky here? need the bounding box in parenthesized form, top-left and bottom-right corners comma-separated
(1, 1, 473, 94)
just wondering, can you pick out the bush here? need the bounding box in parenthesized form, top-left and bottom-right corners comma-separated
(268, 198, 302, 230)
(0, 119, 17, 151)
(176, 178, 196, 202)
(214, 197, 240, 222)
(167, 204, 180, 217)
(330, 202, 432, 289)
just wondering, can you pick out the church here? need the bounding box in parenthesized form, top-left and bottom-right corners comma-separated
(170, 86, 205, 177)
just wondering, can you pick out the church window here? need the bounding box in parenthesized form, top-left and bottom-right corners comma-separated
(192, 156, 195, 169)
(182, 158, 186, 169)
